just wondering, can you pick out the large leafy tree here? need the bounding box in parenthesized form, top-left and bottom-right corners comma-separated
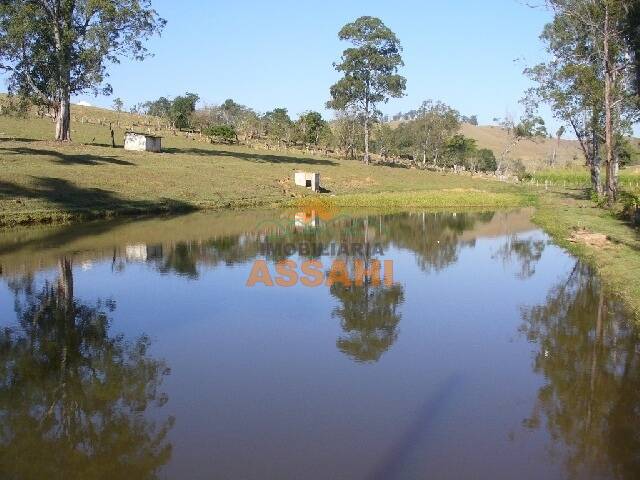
(0, 0, 165, 141)
(327, 16, 406, 164)
(264, 107, 293, 147)
(169, 92, 199, 130)
(296, 111, 327, 146)
(525, 40, 605, 193)
(414, 100, 460, 165)
(535, 0, 638, 205)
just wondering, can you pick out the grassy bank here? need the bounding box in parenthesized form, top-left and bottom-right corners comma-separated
(533, 188, 640, 320)
(0, 115, 530, 226)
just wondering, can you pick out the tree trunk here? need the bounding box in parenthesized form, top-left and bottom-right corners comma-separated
(55, 93, 71, 142)
(363, 117, 370, 164)
(603, 6, 617, 206)
(591, 145, 603, 196)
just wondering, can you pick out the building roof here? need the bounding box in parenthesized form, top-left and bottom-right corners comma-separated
(124, 131, 163, 139)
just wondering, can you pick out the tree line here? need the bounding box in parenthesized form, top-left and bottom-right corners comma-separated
(525, 0, 640, 205)
(1, 2, 639, 199)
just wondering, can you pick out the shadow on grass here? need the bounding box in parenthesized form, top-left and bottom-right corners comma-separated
(0, 146, 134, 166)
(0, 137, 40, 143)
(164, 146, 338, 166)
(85, 142, 125, 149)
(373, 160, 410, 169)
(0, 176, 196, 224)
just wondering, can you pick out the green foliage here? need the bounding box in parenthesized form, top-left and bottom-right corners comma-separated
(461, 114, 478, 126)
(327, 16, 406, 112)
(0, 94, 30, 118)
(444, 134, 476, 167)
(0, 0, 165, 139)
(511, 158, 528, 181)
(113, 97, 124, 112)
(142, 97, 172, 118)
(620, 191, 640, 225)
(203, 124, 237, 144)
(476, 148, 497, 172)
(617, 138, 640, 167)
(327, 16, 406, 162)
(370, 100, 462, 165)
(169, 93, 199, 130)
(414, 100, 460, 164)
(296, 111, 327, 146)
(264, 107, 293, 145)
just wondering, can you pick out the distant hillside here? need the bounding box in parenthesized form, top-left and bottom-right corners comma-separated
(459, 123, 583, 170)
(0, 95, 588, 170)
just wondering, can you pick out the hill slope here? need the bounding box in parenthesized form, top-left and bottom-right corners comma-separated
(460, 123, 583, 169)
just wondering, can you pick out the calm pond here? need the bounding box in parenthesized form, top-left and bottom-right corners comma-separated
(0, 208, 638, 479)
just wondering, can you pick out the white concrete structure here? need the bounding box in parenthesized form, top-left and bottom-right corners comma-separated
(294, 171, 320, 192)
(124, 132, 162, 152)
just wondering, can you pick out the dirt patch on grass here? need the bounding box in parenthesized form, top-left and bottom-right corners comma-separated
(568, 229, 614, 248)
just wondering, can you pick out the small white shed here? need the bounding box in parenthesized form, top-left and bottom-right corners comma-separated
(294, 171, 320, 192)
(124, 132, 162, 152)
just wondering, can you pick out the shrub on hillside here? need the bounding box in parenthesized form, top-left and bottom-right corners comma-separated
(0, 94, 30, 118)
(203, 124, 237, 144)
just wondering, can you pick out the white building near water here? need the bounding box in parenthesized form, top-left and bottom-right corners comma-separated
(124, 132, 162, 152)
(294, 171, 320, 192)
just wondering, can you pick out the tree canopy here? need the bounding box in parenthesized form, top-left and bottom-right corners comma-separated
(0, 0, 165, 140)
(327, 16, 406, 163)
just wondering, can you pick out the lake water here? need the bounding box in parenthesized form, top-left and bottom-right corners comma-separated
(0, 208, 638, 479)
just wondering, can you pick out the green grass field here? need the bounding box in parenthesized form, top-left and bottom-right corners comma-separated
(533, 189, 640, 319)
(532, 168, 640, 191)
(0, 113, 529, 226)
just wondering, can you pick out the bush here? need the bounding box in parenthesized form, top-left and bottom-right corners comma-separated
(620, 191, 640, 226)
(476, 148, 497, 172)
(0, 94, 30, 118)
(204, 124, 237, 144)
(511, 158, 529, 181)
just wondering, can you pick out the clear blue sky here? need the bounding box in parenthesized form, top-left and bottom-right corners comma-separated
(6, 0, 556, 126)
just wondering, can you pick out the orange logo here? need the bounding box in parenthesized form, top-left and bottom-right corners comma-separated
(246, 259, 395, 288)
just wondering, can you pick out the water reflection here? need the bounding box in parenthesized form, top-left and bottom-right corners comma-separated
(331, 278, 404, 363)
(0, 211, 527, 367)
(0, 258, 174, 479)
(520, 262, 640, 479)
(495, 235, 547, 279)
(2, 209, 638, 477)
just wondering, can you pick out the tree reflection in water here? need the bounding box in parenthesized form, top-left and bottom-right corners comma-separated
(520, 262, 640, 479)
(331, 279, 405, 363)
(0, 257, 174, 479)
(494, 235, 546, 279)
(139, 211, 497, 363)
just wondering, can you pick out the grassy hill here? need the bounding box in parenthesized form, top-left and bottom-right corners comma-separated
(0, 104, 530, 226)
(460, 123, 583, 169)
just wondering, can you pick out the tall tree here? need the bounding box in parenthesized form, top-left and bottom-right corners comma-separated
(296, 111, 327, 146)
(112, 97, 124, 113)
(498, 112, 547, 173)
(0, 0, 165, 141)
(169, 92, 199, 130)
(541, 0, 638, 204)
(327, 16, 406, 164)
(525, 49, 605, 193)
(264, 107, 293, 147)
(415, 100, 460, 165)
